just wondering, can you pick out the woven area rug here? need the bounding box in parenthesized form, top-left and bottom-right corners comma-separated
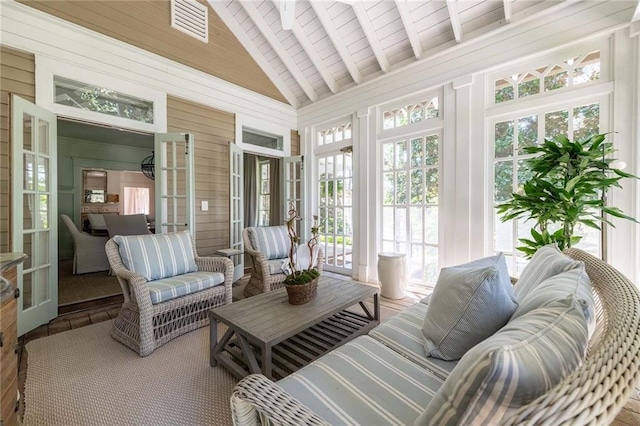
(23, 304, 397, 425)
(58, 260, 121, 305)
(23, 321, 237, 426)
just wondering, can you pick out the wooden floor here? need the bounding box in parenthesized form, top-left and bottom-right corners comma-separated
(16, 274, 640, 425)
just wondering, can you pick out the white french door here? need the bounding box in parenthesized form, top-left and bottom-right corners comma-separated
(317, 151, 353, 273)
(283, 156, 304, 239)
(12, 96, 58, 336)
(229, 143, 244, 282)
(154, 133, 195, 235)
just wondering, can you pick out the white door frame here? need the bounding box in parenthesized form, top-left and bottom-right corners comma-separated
(12, 95, 58, 336)
(229, 143, 244, 282)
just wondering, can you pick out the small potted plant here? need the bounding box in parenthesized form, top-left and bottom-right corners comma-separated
(284, 205, 321, 305)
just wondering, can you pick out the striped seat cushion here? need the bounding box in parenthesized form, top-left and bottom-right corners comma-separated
(114, 231, 197, 281)
(514, 243, 583, 302)
(369, 303, 457, 380)
(147, 271, 225, 304)
(248, 226, 291, 260)
(416, 295, 589, 426)
(278, 336, 444, 425)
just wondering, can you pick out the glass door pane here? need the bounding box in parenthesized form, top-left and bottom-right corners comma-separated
(380, 134, 440, 288)
(154, 133, 194, 235)
(12, 96, 58, 336)
(318, 151, 353, 272)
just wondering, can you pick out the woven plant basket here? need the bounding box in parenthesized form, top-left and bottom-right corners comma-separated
(285, 277, 319, 305)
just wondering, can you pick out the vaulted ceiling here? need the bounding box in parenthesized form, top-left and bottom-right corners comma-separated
(208, 0, 571, 108)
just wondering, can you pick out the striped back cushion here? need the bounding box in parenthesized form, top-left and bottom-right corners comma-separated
(513, 265, 595, 336)
(114, 231, 197, 281)
(416, 295, 589, 426)
(514, 244, 582, 302)
(248, 226, 291, 260)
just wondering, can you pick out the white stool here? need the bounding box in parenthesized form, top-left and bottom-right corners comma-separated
(377, 252, 407, 299)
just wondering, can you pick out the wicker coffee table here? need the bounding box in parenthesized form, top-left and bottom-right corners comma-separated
(209, 277, 379, 380)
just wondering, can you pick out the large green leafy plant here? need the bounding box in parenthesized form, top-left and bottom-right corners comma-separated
(497, 134, 637, 257)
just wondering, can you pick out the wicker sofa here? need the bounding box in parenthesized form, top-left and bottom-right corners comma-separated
(106, 231, 233, 356)
(230, 248, 640, 425)
(243, 226, 324, 298)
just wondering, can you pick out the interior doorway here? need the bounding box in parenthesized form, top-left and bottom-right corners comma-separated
(56, 118, 154, 309)
(242, 153, 283, 229)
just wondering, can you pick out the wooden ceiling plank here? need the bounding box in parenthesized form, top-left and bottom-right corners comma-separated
(291, 21, 339, 93)
(395, 0, 422, 60)
(309, 1, 362, 84)
(206, 1, 299, 107)
(351, 1, 389, 72)
(446, 0, 463, 43)
(503, 0, 513, 24)
(241, 1, 318, 102)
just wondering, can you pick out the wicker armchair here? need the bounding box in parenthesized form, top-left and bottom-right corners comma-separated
(242, 227, 324, 298)
(230, 248, 640, 425)
(105, 236, 233, 356)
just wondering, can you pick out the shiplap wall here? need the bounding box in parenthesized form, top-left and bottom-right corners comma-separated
(291, 130, 300, 156)
(0, 46, 35, 252)
(167, 95, 233, 256)
(19, 0, 287, 104)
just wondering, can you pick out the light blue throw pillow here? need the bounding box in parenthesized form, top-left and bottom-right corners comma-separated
(421, 253, 518, 361)
(416, 295, 589, 426)
(114, 231, 197, 281)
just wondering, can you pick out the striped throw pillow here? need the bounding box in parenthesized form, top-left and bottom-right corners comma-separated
(249, 226, 291, 260)
(421, 253, 518, 361)
(416, 295, 589, 426)
(513, 265, 596, 338)
(514, 244, 582, 302)
(114, 231, 197, 281)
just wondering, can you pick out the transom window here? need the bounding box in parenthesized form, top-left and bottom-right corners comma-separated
(381, 134, 440, 285)
(493, 102, 602, 274)
(494, 51, 600, 104)
(318, 122, 351, 146)
(382, 97, 439, 130)
(54, 76, 154, 123)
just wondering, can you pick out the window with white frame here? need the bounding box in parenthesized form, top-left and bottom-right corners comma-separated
(258, 160, 270, 226)
(491, 48, 607, 275)
(493, 51, 600, 104)
(382, 97, 439, 130)
(54, 76, 154, 123)
(318, 122, 351, 146)
(381, 133, 440, 285)
(318, 151, 353, 270)
(316, 119, 354, 272)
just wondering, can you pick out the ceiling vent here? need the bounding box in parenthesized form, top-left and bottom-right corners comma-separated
(171, 0, 209, 43)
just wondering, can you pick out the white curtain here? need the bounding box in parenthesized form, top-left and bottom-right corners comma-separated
(124, 187, 150, 215)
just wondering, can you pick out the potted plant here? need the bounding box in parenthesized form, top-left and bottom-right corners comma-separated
(497, 133, 637, 258)
(284, 205, 321, 305)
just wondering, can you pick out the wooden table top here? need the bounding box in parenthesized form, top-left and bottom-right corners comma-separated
(210, 277, 378, 345)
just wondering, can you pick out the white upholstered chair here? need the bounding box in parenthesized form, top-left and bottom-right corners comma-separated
(60, 214, 110, 274)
